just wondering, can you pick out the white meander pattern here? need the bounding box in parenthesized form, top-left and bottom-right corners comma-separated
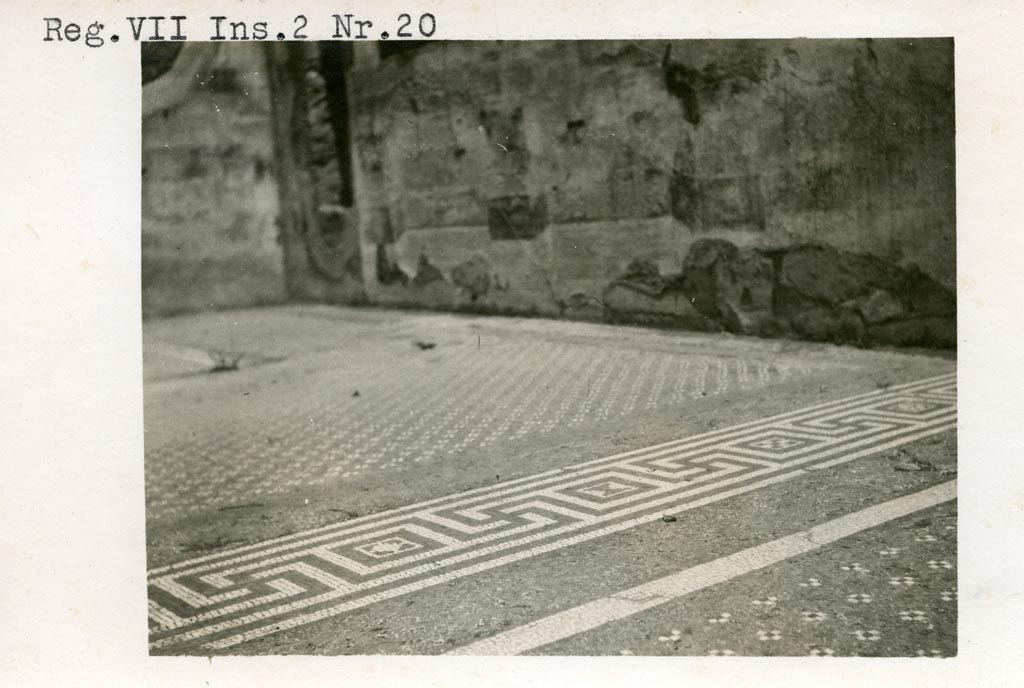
(148, 373, 955, 651)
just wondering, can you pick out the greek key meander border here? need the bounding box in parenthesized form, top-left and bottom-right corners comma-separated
(148, 372, 956, 650)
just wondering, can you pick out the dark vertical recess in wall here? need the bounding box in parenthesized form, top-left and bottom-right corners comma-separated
(264, 42, 322, 296)
(318, 42, 355, 208)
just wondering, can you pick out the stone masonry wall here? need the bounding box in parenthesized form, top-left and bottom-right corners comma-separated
(141, 43, 286, 317)
(345, 39, 955, 347)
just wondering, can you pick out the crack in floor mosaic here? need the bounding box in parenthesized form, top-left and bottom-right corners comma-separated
(147, 372, 956, 651)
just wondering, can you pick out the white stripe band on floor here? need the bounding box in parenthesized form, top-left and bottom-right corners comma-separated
(447, 479, 956, 656)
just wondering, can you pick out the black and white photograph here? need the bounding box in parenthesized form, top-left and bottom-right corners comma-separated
(8, 1, 1024, 685)
(141, 37, 957, 657)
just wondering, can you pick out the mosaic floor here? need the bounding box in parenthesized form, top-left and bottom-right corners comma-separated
(145, 334, 834, 521)
(147, 372, 955, 652)
(533, 498, 957, 657)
